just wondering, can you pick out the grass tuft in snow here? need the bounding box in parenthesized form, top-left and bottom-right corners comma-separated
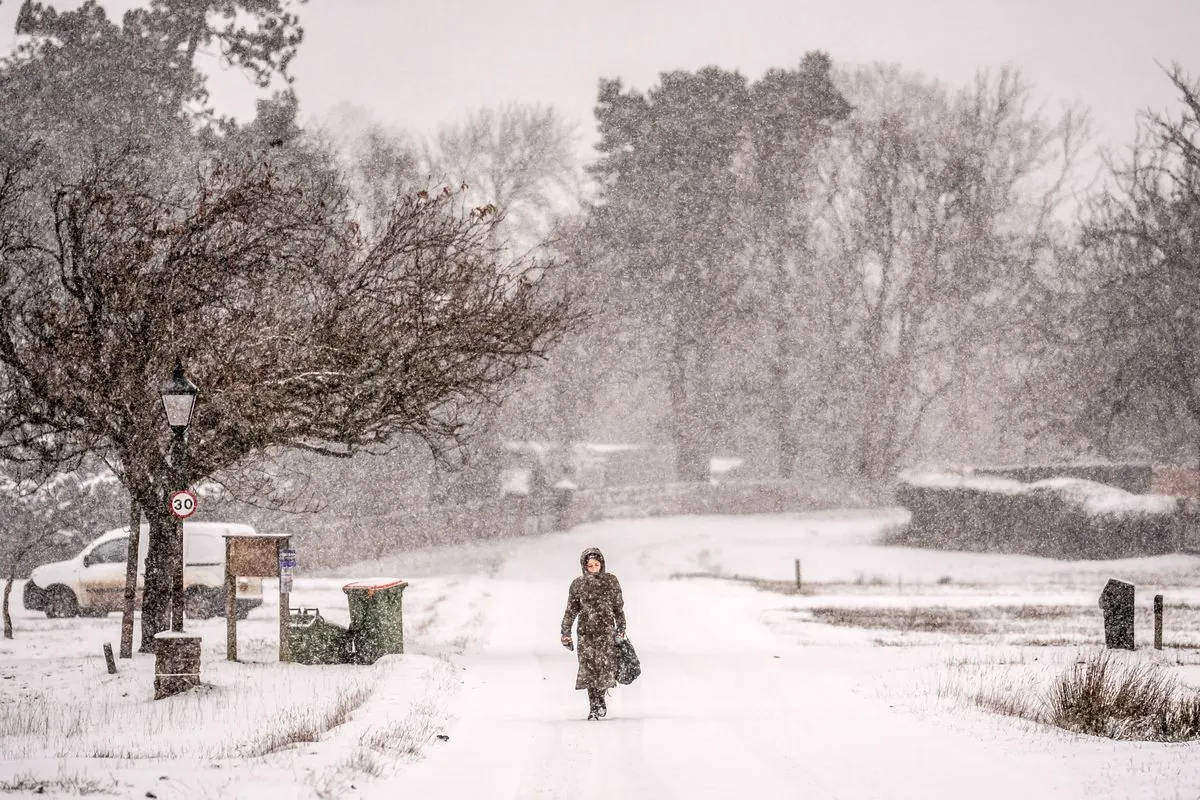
(357, 695, 442, 757)
(1046, 651, 1200, 742)
(943, 649, 1200, 742)
(333, 667, 453, 784)
(343, 747, 386, 777)
(0, 771, 117, 795)
(229, 683, 375, 758)
(974, 670, 1046, 720)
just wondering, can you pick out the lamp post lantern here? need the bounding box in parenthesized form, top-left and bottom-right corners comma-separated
(161, 360, 199, 430)
(160, 359, 198, 632)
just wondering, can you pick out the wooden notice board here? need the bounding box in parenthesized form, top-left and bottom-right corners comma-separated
(227, 536, 284, 577)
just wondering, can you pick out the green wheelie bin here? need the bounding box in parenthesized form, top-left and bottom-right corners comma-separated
(287, 607, 351, 665)
(343, 578, 408, 665)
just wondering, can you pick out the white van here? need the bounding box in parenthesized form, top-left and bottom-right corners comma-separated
(23, 521, 265, 620)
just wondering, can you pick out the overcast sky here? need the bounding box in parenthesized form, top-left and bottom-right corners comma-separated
(1, 0, 1197, 161)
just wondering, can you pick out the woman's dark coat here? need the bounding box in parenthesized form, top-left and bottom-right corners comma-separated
(561, 547, 626, 691)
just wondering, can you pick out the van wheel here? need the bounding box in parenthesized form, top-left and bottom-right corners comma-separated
(45, 587, 79, 619)
(184, 588, 218, 619)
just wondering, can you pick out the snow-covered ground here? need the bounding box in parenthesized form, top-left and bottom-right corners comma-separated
(3, 507, 1200, 799)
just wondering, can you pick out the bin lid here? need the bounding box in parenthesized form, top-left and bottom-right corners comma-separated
(342, 578, 407, 593)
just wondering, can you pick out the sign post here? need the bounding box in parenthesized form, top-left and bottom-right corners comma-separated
(277, 544, 295, 662)
(168, 490, 198, 633)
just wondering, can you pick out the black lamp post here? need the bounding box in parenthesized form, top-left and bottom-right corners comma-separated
(160, 359, 198, 632)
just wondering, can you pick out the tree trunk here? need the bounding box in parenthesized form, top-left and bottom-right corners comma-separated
(675, 433, 710, 483)
(669, 382, 709, 482)
(139, 505, 173, 653)
(769, 308, 798, 479)
(120, 500, 142, 658)
(668, 323, 712, 484)
(3, 575, 13, 640)
(853, 387, 902, 481)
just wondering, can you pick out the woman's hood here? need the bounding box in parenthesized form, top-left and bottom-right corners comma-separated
(579, 547, 606, 574)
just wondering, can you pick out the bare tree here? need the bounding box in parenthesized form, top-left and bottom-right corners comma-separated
(411, 104, 586, 488)
(1036, 66, 1200, 465)
(0, 143, 579, 650)
(300, 102, 587, 497)
(810, 64, 1088, 477)
(424, 103, 583, 253)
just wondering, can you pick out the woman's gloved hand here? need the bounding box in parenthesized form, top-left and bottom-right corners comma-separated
(561, 635, 574, 651)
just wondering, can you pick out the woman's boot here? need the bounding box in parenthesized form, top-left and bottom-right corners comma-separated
(587, 688, 601, 720)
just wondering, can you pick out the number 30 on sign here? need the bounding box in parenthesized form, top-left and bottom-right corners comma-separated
(169, 490, 198, 519)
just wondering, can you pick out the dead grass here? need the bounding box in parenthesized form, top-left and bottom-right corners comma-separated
(802, 601, 1200, 648)
(338, 662, 454, 778)
(942, 650, 1200, 742)
(943, 649, 1035, 667)
(1046, 651, 1200, 741)
(410, 610, 440, 638)
(810, 605, 1079, 637)
(0, 772, 117, 795)
(670, 571, 991, 596)
(670, 571, 816, 595)
(406, 592, 450, 641)
(342, 747, 385, 777)
(356, 696, 442, 757)
(229, 683, 374, 758)
(948, 665, 1046, 720)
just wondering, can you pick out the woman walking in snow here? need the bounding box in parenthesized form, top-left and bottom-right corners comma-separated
(560, 546, 627, 720)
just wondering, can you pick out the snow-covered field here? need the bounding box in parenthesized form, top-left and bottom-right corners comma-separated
(3, 507, 1200, 799)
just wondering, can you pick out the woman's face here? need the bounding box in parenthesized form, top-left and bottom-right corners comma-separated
(585, 558, 601, 573)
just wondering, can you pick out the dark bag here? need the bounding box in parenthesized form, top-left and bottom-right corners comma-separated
(615, 636, 641, 685)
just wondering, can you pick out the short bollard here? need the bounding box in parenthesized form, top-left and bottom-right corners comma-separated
(154, 632, 202, 699)
(1099, 578, 1136, 651)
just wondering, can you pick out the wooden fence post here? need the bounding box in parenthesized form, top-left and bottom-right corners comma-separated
(1154, 594, 1163, 650)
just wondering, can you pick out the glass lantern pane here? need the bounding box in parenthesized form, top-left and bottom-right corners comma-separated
(161, 394, 195, 427)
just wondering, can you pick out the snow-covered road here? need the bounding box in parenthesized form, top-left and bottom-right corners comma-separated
(374, 524, 1097, 800)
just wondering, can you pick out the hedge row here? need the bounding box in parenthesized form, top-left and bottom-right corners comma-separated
(894, 471, 1181, 560)
(971, 462, 1155, 495)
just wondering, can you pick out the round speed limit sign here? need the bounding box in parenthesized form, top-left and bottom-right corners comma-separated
(169, 490, 198, 519)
